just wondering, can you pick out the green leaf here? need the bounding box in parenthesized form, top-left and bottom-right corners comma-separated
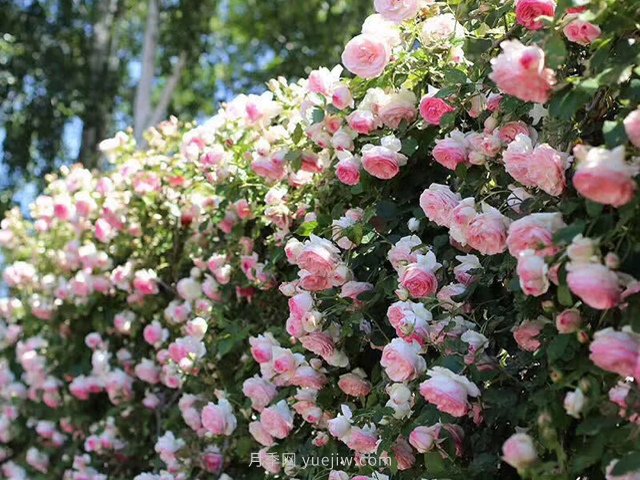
(311, 108, 325, 124)
(557, 284, 574, 307)
(547, 333, 570, 361)
(546, 34, 567, 69)
(611, 452, 640, 475)
(603, 120, 627, 148)
(553, 222, 586, 244)
(295, 221, 318, 237)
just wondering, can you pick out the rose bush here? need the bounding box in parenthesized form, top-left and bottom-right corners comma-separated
(1, 0, 640, 479)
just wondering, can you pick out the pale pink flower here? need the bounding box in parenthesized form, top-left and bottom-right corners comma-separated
(567, 262, 621, 310)
(573, 145, 638, 207)
(564, 19, 601, 45)
(589, 328, 640, 379)
(201, 399, 237, 436)
(624, 108, 640, 148)
(361, 135, 408, 180)
(466, 204, 509, 255)
(420, 183, 461, 227)
(502, 433, 537, 471)
(515, 0, 556, 30)
(420, 96, 455, 126)
(342, 33, 391, 79)
(514, 319, 544, 352)
(419, 367, 480, 417)
(260, 400, 294, 439)
(490, 40, 556, 104)
(380, 338, 426, 382)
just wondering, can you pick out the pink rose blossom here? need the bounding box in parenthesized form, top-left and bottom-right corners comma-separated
(420, 96, 455, 126)
(513, 320, 544, 352)
(502, 433, 537, 471)
(624, 108, 640, 148)
(201, 399, 237, 436)
(338, 371, 372, 397)
(419, 367, 480, 417)
(420, 183, 462, 228)
(563, 19, 601, 45)
(589, 328, 640, 379)
(515, 0, 556, 30)
(335, 152, 362, 186)
(380, 338, 426, 382)
(374, 0, 420, 22)
(567, 262, 621, 310)
(555, 309, 582, 334)
(260, 400, 294, 439)
(432, 130, 469, 170)
(243, 376, 277, 412)
(573, 145, 638, 207)
(409, 424, 441, 453)
(361, 135, 407, 180)
(466, 205, 509, 255)
(490, 40, 556, 104)
(507, 212, 565, 258)
(342, 33, 391, 79)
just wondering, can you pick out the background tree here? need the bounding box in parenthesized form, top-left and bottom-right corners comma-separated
(0, 0, 371, 216)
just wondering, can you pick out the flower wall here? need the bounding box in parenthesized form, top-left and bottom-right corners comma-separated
(1, 0, 640, 479)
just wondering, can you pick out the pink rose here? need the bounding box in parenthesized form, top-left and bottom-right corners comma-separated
(201, 399, 237, 436)
(409, 425, 441, 452)
(378, 89, 417, 129)
(338, 371, 372, 397)
(419, 367, 480, 417)
(466, 205, 509, 255)
(335, 153, 362, 186)
(392, 437, 416, 470)
(419, 96, 455, 126)
(133, 269, 159, 296)
(563, 19, 601, 45)
(567, 262, 621, 310)
(573, 145, 638, 207)
(249, 334, 278, 364)
(380, 338, 426, 382)
(589, 328, 640, 379)
(515, 0, 556, 30)
(502, 433, 537, 471)
(260, 400, 294, 439)
(624, 109, 640, 148)
(490, 40, 556, 104)
(361, 135, 408, 180)
(388, 235, 422, 271)
(300, 332, 336, 360)
(346, 426, 379, 454)
(374, 0, 419, 22)
(348, 110, 379, 135)
(507, 212, 565, 258)
(297, 235, 341, 275)
(555, 309, 582, 334)
(342, 33, 391, 79)
(332, 85, 354, 110)
(400, 264, 438, 298)
(249, 421, 275, 447)
(420, 183, 462, 227)
(498, 121, 532, 144)
(432, 132, 469, 171)
(449, 198, 477, 245)
(387, 300, 432, 345)
(503, 136, 568, 196)
(513, 320, 544, 352)
(242, 376, 277, 412)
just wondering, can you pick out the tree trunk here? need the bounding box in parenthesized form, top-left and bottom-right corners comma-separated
(77, 0, 122, 168)
(134, 0, 160, 143)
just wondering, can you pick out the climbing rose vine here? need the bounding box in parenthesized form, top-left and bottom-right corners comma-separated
(1, 0, 640, 479)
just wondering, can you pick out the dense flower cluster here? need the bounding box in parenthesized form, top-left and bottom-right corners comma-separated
(1, 0, 640, 479)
